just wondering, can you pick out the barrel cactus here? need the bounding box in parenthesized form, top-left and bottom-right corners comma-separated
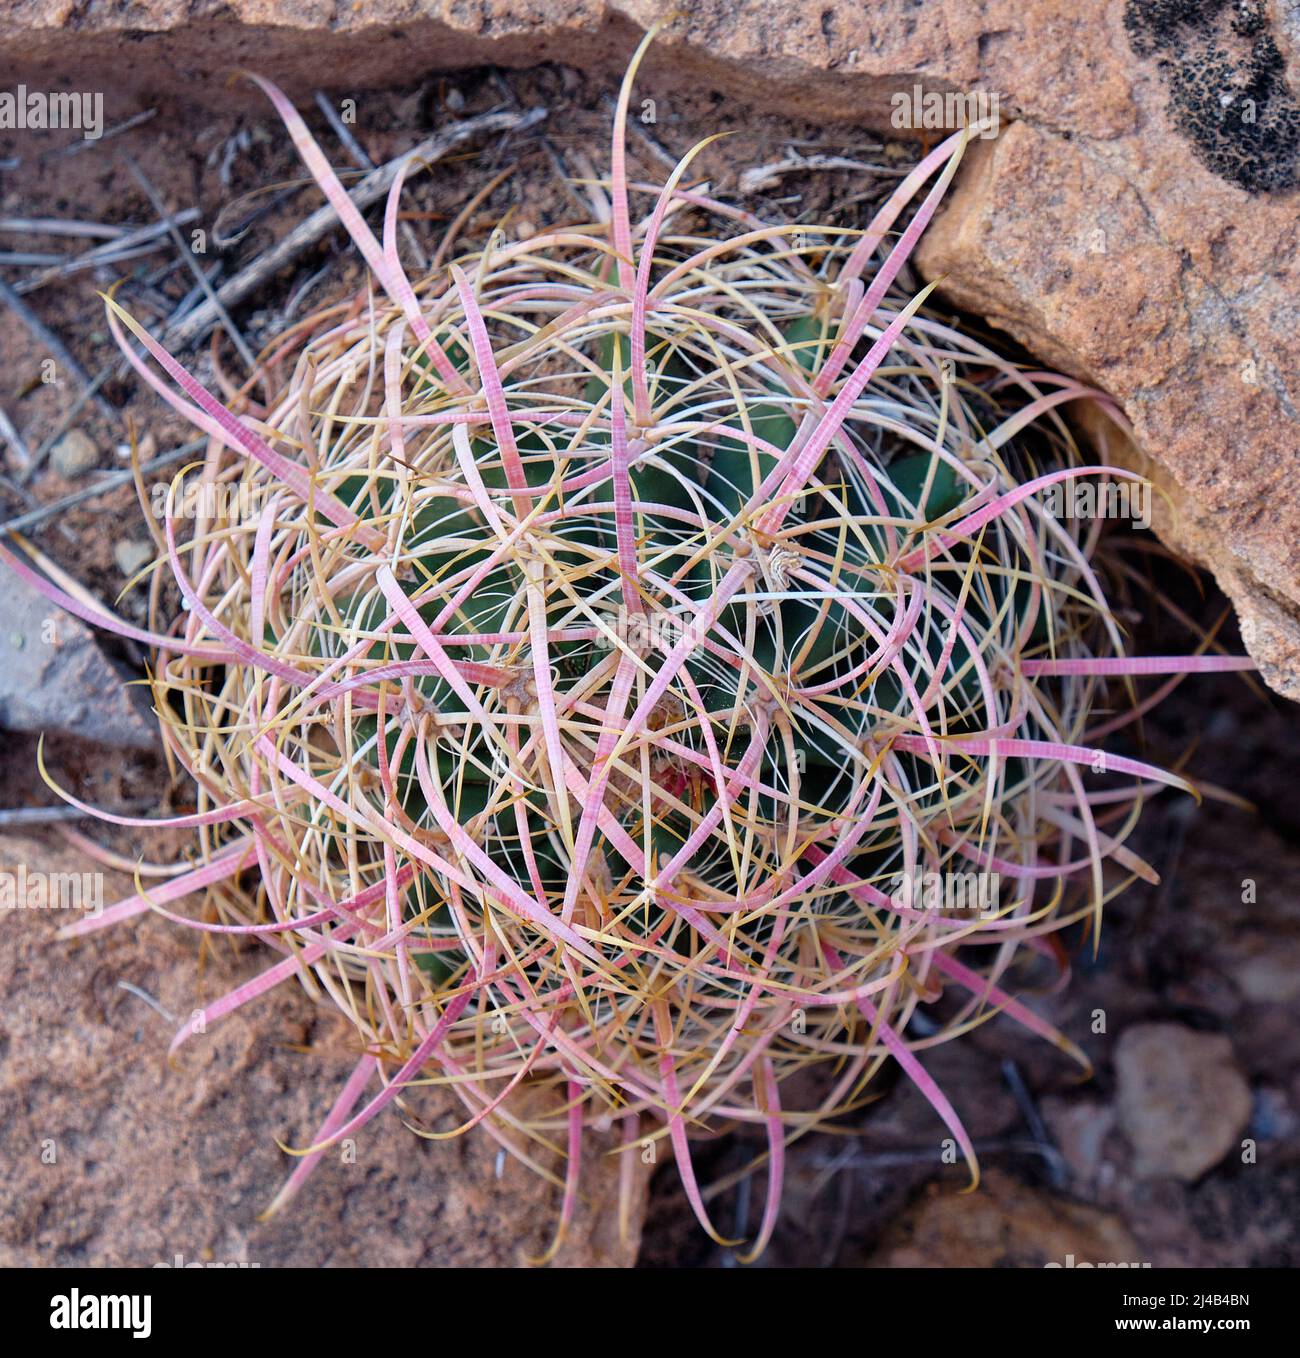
(4, 26, 1254, 1259)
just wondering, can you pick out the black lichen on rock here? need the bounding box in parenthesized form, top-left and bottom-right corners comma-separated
(1125, 0, 1300, 192)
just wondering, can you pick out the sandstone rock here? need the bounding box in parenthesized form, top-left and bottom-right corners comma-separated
(0, 2, 1142, 125)
(1114, 1023, 1253, 1181)
(0, 565, 158, 749)
(49, 428, 98, 478)
(866, 1168, 1145, 1268)
(0, 831, 649, 1266)
(2, 0, 1298, 694)
(916, 101, 1300, 699)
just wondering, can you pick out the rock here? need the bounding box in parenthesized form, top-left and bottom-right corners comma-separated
(915, 106, 1300, 700)
(112, 539, 152, 578)
(866, 1168, 1145, 1268)
(1224, 933, 1300, 1004)
(0, 565, 158, 749)
(1114, 1024, 1253, 1181)
(3, 2, 1299, 694)
(1276, 0, 1300, 98)
(49, 428, 98, 479)
(0, 0, 1138, 128)
(0, 831, 649, 1266)
(1041, 1097, 1119, 1192)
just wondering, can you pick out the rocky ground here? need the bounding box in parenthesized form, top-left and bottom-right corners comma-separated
(0, 834, 646, 1267)
(1, 2, 1298, 1268)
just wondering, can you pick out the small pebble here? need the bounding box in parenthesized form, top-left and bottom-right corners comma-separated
(117, 432, 157, 462)
(1115, 1023, 1252, 1181)
(50, 428, 99, 478)
(113, 539, 152, 577)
